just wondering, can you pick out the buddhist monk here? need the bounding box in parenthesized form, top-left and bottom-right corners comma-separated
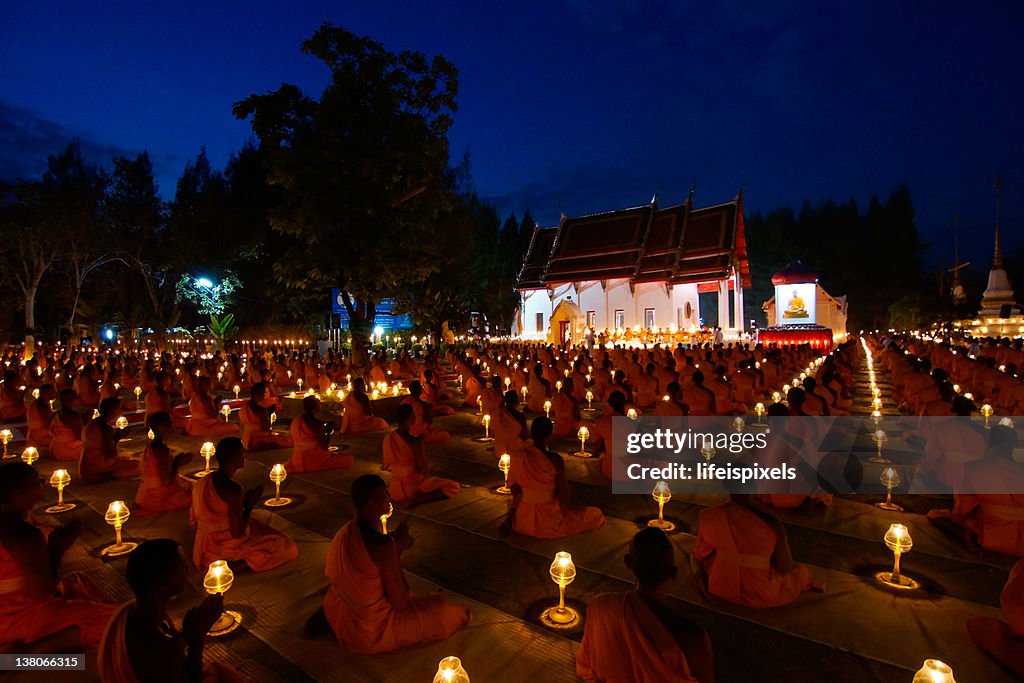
(462, 369, 483, 408)
(494, 390, 530, 458)
(654, 382, 688, 417)
(189, 437, 297, 571)
(316, 474, 470, 653)
(402, 381, 450, 443)
(551, 377, 582, 438)
(0, 370, 26, 421)
(0, 462, 115, 651)
(98, 539, 243, 683)
(285, 395, 351, 472)
(143, 371, 173, 419)
(577, 527, 714, 683)
(186, 377, 237, 439)
(384, 404, 461, 506)
(928, 425, 1024, 556)
(239, 384, 293, 451)
(25, 383, 55, 450)
(682, 371, 717, 416)
(340, 378, 388, 434)
(967, 557, 1024, 679)
(508, 417, 605, 539)
(80, 398, 141, 483)
(50, 389, 85, 462)
(692, 488, 822, 608)
(592, 391, 628, 479)
(134, 412, 193, 514)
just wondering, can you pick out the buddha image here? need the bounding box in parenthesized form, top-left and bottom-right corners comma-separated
(783, 289, 809, 319)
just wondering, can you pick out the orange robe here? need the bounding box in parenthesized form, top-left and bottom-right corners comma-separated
(134, 443, 192, 513)
(98, 602, 244, 683)
(462, 376, 483, 407)
(186, 395, 238, 439)
(967, 557, 1024, 678)
(0, 539, 114, 648)
(921, 419, 987, 488)
(508, 443, 605, 539)
(79, 421, 140, 483)
(49, 412, 83, 461)
(577, 592, 696, 683)
(286, 416, 352, 472)
(493, 406, 527, 459)
(383, 431, 460, 503)
(25, 398, 53, 448)
(692, 503, 814, 608)
(928, 457, 1024, 556)
(238, 403, 293, 450)
(0, 387, 25, 421)
(551, 392, 580, 438)
(189, 477, 297, 571)
(143, 390, 171, 419)
(322, 520, 470, 654)
(340, 394, 388, 434)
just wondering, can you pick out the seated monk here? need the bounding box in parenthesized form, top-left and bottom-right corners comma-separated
(967, 557, 1024, 679)
(26, 384, 56, 449)
(286, 395, 351, 472)
(421, 370, 454, 416)
(462, 370, 483, 408)
(0, 463, 115, 651)
(577, 527, 714, 683)
(928, 425, 1024, 556)
(654, 382, 688, 417)
(340, 378, 389, 434)
(693, 488, 822, 608)
(918, 396, 986, 488)
(189, 437, 297, 571)
(494, 391, 529, 458)
(401, 382, 449, 443)
(98, 539, 244, 683)
(80, 398, 141, 484)
(134, 412, 193, 514)
(50, 389, 85, 462)
(186, 377, 238, 439)
(239, 384, 293, 451)
(682, 371, 717, 416)
(143, 371, 173, 419)
(384, 404, 460, 506)
(314, 474, 470, 653)
(551, 377, 582, 438)
(508, 417, 605, 539)
(0, 370, 26, 421)
(592, 391, 628, 479)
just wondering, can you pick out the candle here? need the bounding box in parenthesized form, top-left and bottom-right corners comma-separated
(648, 481, 674, 531)
(542, 551, 579, 627)
(102, 500, 137, 557)
(497, 453, 511, 494)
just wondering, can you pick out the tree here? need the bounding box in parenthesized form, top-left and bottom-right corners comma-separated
(233, 23, 459, 359)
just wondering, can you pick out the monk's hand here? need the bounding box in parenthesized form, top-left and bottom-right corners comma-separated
(49, 518, 83, 553)
(244, 485, 264, 507)
(394, 521, 413, 550)
(183, 594, 224, 641)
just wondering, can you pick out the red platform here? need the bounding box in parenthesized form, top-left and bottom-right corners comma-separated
(757, 325, 834, 351)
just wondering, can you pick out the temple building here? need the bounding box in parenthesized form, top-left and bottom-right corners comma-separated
(512, 192, 749, 344)
(760, 262, 848, 350)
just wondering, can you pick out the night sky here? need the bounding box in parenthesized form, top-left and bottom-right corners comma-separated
(2, 1, 1021, 269)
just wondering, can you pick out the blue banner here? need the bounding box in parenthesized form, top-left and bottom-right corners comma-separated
(330, 290, 412, 331)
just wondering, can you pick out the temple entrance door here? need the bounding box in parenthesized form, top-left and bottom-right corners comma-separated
(559, 320, 570, 344)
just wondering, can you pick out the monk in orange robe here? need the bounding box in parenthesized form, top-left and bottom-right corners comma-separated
(967, 557, 1024, 679)
(134, 412, 193, 514)
(592, 391, 628, 479)
(462, 370, 483, 408)
(578, 527, 714, 683)
(402, 382, 449, 443)
(918, 397, 986, 488)
(317, 475, 470, 653)
(682, 371, 716, 416)
(928, 425, 1024, 556)
(0, 462, 115, 651)
(79, 398, 140, 483)
(421, 369, 454, 416)
(693, 493, 821, 608)
(508, 417, 605, 539)
(98, 539, 244, 683)
(551, 378, 582, 438)
(384, 404, 460, 506)
(189, 437, 297, 571)
(186, 377, 237, 439)
(50, 389, 85, 462)
(143, 371, 173, 419)
(340, 378, 389, 434)
(654, 382, 688, 417)
(25, 383, 55, 449)
(493, 391, 529, 458)
(285, 395, 351, 472)
(239, 384, 293, 451)
(0, 370, 26, 421)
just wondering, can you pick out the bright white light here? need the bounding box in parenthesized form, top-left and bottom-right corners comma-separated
(196, 277, 214, 288)
(104, 329, 114, 340)
(373, 325, 385, 337)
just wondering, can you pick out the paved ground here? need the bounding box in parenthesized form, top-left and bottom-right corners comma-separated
(7, 354, 1018, 682)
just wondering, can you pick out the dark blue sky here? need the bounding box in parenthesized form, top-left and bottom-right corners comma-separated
(2, 1, 1021, 269)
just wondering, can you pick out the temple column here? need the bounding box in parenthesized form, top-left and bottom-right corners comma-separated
(718, 279, 730, 330)
(733, 269, 744, 334)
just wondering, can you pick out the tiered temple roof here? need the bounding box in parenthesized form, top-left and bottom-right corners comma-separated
(517, 193, 749, 290)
